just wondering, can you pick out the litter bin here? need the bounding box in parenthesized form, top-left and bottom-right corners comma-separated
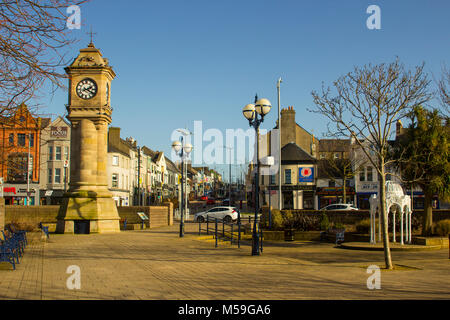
(284, 228, 295, 241)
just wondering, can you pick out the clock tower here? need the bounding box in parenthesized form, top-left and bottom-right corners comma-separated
(57, 42, 120, 234)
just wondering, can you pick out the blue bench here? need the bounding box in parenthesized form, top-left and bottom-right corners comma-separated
(0, 242, 17, 270)
(0, 230, 22, 270)
(38, 223, 49, 239)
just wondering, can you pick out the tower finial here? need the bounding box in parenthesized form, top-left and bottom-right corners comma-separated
(87, 26, 97, 47)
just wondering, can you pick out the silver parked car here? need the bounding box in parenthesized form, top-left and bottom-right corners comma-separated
(194, 206, 239, 223)
(320, 204, 359, 211)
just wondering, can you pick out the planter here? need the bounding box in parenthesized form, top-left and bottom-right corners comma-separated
(284, 228, 295, 241)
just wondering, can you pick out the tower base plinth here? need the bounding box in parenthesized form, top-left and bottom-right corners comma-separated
(57, 195, 120, 234)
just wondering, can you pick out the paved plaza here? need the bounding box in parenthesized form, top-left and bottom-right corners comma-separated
(0, 223, 449, 300)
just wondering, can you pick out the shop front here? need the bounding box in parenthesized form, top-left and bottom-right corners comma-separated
(268, 185, 315, 210)
(40, 189, 65, 205)
(356, 182, 379, 209)
(2, 184, 40, 205)
(316, 187, 356, 209)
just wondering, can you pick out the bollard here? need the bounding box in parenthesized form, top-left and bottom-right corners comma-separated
(215, 218, 218, 248)
(223, 220, 225, 237)
(231, 224, 233, 246)
(260, 225, 263, 253)
(238, 221, 241, 248)
(206, 218, 209, 235)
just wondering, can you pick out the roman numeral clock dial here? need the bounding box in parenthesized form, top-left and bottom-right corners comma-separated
(76, 78, 98, 100)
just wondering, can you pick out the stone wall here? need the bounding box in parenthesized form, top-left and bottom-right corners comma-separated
(4, 204, 173, 231)
(117, 204, 172, 228)
(5, 205, 60, 230)
(260, 206, 450, 228)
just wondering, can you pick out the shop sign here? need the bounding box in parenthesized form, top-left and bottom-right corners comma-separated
(4, 187, 16, 194)
(50, 126, 68, 138)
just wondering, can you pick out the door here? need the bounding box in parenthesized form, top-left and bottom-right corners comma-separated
(283, 191, 294, 210)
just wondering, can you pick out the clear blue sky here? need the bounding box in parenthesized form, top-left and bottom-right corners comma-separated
(39, 0, 450, 180)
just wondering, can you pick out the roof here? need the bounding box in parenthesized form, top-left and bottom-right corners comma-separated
(165, 156, 180, 174)
(281, 143, 316, 164)
(108, 145, 130, 158)
(319, 139, 351, 152)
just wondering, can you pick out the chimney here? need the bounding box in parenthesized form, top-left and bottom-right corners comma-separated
(108, 127, 121, 148)
(281, 106, 296, 147)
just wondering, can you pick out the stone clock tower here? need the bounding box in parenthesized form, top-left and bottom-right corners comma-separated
(57, 42, 120, 234)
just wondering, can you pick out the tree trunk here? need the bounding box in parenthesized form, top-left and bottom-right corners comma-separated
(379, 165, 393, 270)
(422, 190, 434, 236)
(343, 179, 347, 204)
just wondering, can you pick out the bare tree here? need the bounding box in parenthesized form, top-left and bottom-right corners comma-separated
(437, 66, 449, 119)
(318, 147, 366, 205)
(0, 0, 88, 118)
(311, 59, 432, 269)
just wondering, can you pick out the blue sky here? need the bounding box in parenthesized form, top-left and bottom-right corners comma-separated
(39, 0, 450, 180)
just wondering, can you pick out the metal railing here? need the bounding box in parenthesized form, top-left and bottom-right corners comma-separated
(197, 216, 263, 252)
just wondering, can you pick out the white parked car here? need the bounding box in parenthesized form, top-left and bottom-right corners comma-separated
(320, 204, 359, 211)
(194, 206, 239, 223)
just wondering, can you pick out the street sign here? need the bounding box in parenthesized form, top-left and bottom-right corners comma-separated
(137, 212, 149, 220)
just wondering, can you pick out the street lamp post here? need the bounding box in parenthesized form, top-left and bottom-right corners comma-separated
(242, 95, 272, 256)
(172, 137, 192, 238)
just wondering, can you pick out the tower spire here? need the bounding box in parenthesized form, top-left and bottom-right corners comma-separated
(87, 26, 97, 47)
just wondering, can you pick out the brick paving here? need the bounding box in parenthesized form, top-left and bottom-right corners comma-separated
(0, 223, 449, 300)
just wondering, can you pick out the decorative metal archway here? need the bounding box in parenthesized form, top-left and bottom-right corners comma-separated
(369, 181, 412, 245)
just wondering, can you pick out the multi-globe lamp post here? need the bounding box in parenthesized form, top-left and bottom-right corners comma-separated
(242, 96, 272, 256)
(172, 138, 193, 238)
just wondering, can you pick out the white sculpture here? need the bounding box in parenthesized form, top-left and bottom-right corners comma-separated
(369, 181, 412, 245)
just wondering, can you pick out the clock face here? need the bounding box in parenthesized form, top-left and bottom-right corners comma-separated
(76, 78, 97, 100)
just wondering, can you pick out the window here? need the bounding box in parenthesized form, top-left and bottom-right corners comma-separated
(112, 174, 118, 188)
(64, 146, 69, 160)
(9, 133, 14, 145)
(329, 180, 336, 187)
(55, 168, 61, 183)
(367, 167, 373, 182)
(48, 169, 53, 184)
(55, 147, 62, 160)
(18, 133, 26, 146)
(29, 134, 34, 147)
(320, 153, 325, 159)
(113, 156, 119, 166)
(285, 169, 292, 184)
(7, 153, 28, 182)
(48, 146, 53, 161)
(334, 153, 340, 159)
(359, 169, 365, 182)
(270, 175, 276, 185)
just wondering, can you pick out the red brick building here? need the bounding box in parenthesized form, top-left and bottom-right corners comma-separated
(0, 104, 49, 205)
